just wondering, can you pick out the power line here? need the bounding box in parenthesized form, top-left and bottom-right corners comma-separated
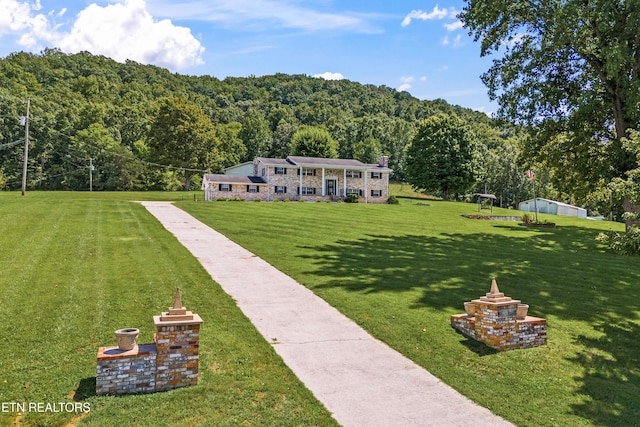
(0, 139, 24, 149)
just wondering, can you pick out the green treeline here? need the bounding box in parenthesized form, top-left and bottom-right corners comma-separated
(0, 49, 533, 205)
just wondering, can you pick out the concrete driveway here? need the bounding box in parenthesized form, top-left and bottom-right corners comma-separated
(140, 201, 514, 427)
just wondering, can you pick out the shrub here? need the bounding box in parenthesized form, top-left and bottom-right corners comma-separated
(253, 198, 262, 202)
(345, 193, 360, 203)
(596, 213, 640, 255)
(387, 196, 399, 205)
(521, 213, 534, 224)
(216, 198, 228, 202)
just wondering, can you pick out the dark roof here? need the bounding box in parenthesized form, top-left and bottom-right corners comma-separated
(255, 156, 392, 171)
(365, 163, 393, 171)
(477, 193, 497, 200)
(203, 174, 267, 184)
(255, 157, 293, 166)
(287, 156, 366, 168)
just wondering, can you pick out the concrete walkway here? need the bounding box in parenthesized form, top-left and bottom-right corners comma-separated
(140, 202, 513, 427)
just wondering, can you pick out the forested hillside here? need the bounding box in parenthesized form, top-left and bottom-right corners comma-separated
(0, 49, 532, 204)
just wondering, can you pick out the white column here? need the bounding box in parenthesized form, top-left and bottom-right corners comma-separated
(364, 170, 368, 203)
(343, 169, 347, 197)
(322, 168, 326, 196)
(299, 166, 303, 197)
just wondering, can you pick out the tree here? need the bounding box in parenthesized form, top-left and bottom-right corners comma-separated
(147, 97, 220, 190)
(352, 136, 382, 164)
(67, 123, 142, 190)
(239, 109, 272, 161)
(405, 115, 481, 198)
(460, 0, 640, 195)
(290, 126, 339, 158)
(474, 143, 530, 208)
(215, 122, 246, 168)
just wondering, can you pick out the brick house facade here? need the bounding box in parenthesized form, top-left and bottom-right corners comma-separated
(203, 156, 392, 203)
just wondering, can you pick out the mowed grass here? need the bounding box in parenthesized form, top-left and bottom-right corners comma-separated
(0, 192, 338, 427)
(177, 192, 640, 427)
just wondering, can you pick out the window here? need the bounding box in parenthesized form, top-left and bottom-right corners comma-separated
(275, 167, 287, 175)
(261, 167, 265, 176)
(370, 172, 382, 179)
(371, 189, 382, 197)
(298, 187, 316, 195)
(346, 189, 363, 196)
(246, 185, 259, 193)
(298, 168, 316, 176)
(346, 170, 362, 178)
(275, 186, 287, 194)
(219, 184, 232, 191)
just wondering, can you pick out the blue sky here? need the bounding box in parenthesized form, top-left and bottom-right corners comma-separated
(0, 0, 498, 113)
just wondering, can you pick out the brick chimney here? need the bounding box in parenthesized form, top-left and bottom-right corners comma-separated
(378, 156, 389, 167)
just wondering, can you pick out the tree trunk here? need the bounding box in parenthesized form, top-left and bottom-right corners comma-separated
(612, 90, 627, 140)
(184, 171, 192, 191)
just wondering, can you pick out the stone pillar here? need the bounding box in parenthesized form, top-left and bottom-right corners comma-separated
(451, 278, 547, 351)
(472, 279, 520, 351)
(153, 288, 203, 391)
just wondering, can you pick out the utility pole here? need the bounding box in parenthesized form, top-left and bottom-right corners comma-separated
(21, 98, 30, 196)
(89, 158, 93, 192)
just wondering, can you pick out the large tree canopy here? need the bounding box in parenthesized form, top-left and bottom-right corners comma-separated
(290, 126, 339, 158)
(405, 115, 481, 198)
(147, 97, 220, 190)
(460, 0, 640, 195)
(0, 50, 518, 192)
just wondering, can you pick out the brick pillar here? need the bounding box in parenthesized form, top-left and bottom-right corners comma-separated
(472, 278, 521, 351)
(153, 289, 203, 391)
(473, 299, 520, 350)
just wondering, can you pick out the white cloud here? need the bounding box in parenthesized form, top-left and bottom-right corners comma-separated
(398, 76, 427, 92)
(151, 0, 382, 34)
(444, 20, 463, 32)
(313, 72, 345, 80)
(55, 0, 204, 71)
(401, 6, 457, 27)
(0, 0, 36, 37)
(0, 0, 204, 71)
(506, 33, 527, 48)
(442, 34, 463, 48)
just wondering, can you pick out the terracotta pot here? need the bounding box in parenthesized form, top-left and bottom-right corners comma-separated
(115, 328, 139, 351)
(516, 304, 529, 320)
(464, 302, 476, 316)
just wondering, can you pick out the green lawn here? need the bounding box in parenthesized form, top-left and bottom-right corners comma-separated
(2, 190, 639, 426)
(176, 193, 640, 427)
(0, 192, 337, 427)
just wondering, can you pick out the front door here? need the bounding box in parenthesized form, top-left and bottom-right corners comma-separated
(326, 179, 337, 196)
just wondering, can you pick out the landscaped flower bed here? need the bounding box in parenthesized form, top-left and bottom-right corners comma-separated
(462, 214, 521, 221)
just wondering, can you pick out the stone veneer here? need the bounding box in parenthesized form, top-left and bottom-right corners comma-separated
(451, 279, 547, 351)
(96, 289, 203, 395)
(96, 344, 157, 395)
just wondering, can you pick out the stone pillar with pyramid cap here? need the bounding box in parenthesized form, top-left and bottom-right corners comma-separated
(451, 278, 546, 351)
(154, 288, 204, 391)
(472, 279, 521, 350)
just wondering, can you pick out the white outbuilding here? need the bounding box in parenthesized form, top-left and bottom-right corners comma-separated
(518, 198, 587, 218)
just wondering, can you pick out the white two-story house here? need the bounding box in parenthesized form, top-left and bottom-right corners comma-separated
(202, 156, 392, 203)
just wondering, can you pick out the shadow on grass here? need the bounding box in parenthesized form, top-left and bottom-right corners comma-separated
(298, 226, 640, 322)
(74, 377, 96, 401)
(297, 226, 640, 424)
(569, 320, 640, 425)
(453, 330, 499, 356)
